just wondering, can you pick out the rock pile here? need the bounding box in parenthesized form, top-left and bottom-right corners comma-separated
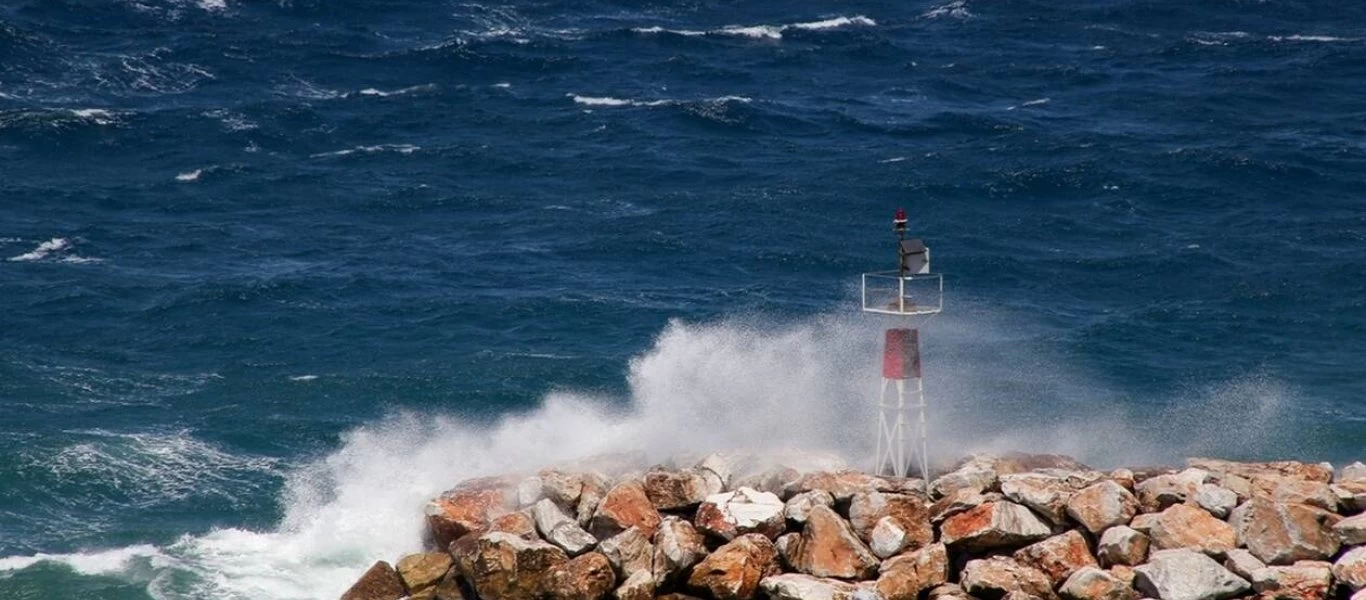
(339, 452, 1366, 600)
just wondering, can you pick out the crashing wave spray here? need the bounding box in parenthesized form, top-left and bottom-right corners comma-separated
(0, 312, 1296, 599)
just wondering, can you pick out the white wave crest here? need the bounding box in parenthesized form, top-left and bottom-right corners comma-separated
(176, 169, 203, 182)
(0, 545, 172, 576)
(1008, 97, 1050, 110)
(347, 84, 437, 98)
(9, 237, 71, 262)
(923, 1, 973, 19)
(311, 144, 421, 158)
(1268, 34, 1358, 43)
(569, 94, 752, 108)
(632, 15, 875, 40)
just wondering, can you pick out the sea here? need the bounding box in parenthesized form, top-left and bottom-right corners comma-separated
(1, 0, 1363, 597)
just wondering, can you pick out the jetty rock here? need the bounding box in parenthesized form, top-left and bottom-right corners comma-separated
(340, 451, 1366, 600)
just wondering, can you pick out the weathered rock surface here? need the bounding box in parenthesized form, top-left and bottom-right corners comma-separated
(1133, 549, 1250, 600)
(1333, 511, 1366, 544)
(876, 543, 949, 600)
(426, 482, 515, 548)
(598, 527, 653, 581)
(652, 516, 708, 585)
(686, 534, 778, 600)
(1135, 469, 1206, 513)
(615, 570, 654, 600)
(454, 532, 569, 600)
(1060, 566, 1138, 600)
(590, 481, 663, 540)
(396, 552, 454, 594)
(789, 505, 879, 580)
(960, 556, 1058, 600)
(547, 552, 616, 600)
(784, 490, 835, 525)
(535, 498, 598, 555)
(941, 501, 1052, 551)
(1335, 481, 1366, 514)
(869, 516, 910, 559)
(930, 465, 998, 499)
(760, 574, 864, 600)
(695, 487, 785, 541)
(1013, 530, 1098, 587)
(848, 491, 933, 552)
(1247, 562, 1333, 600)
(1229, 498, 1341, 564)
(1222, 549, 1266, 581)
(644, 468, 722, 511)
(1335, 546, 1366, 591)
(1148, 504, 1237, 556)
(789, 471, 895, 502)
(1186, 459, 1333, 485)
(340, 560, 407, 600)
(1342, 462, 1366, 483)
(1270, 481, 1338, 513)
(1001, 473, 1078, 525)
(1067, 480, 1140, 534)
(1097, 526, 1149, 567)
(1194, 484, 1239, 519)
(930, 489, 999, 524)
(489, 511, 538, 540)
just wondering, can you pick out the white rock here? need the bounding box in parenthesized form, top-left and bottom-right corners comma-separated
(869, 516, 908, 559)
(518, 476, 545, 507)
(1222, 549, 1266, 581)
(1334, 512, 1366, 545)
(1341, 462, 1366, 483)
(1194, 484, 1238, 518)
(760, 573, 866, 600)
(533, 498, 574, 534)
(1133, 549, 1250, 600)
(1097, 526, 1149, 567)
(785, 490, 836, 525)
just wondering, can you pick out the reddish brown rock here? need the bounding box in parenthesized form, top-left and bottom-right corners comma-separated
(930, 489, 1001, 524)
(1001, 473, 1080, 525)
(686, 534, 779, 600)
(973, 452, 1091, 475)
(614, 570, 654, 600)
(341, 561, 407, 600)
(876, 543, 949, 600)
(848, 491, 933, 551)
(787, 471, 895, 502)
(1248, 562, 1332, 600)
(489, 511, 538, 540)
(1110, 469, 1136, 491)
(652, 516, 708, 585)
(789, 505, 879, 580)
(1148, 504, 1237, 556)
(1186, 459, 1333, 485)
(644, 468, 722, 511)
(1229, 498, 1341, 565)
(1059, 566, 1138, 600)
(695, 487, 785, 541)
(426, 484, 515, 549)
(1097, 526, 1149, 567)
(547, 552, 616, 600)
(1224, 549, 1267, 580)
(590, 481, 662, 540)
(1269, 480, 1338, 513)
(1335, 546, 1366, 591)
(1013, 530, 1098, 587)
(396, 552, 454, 594)
(1135, 469, 1206, 513)
(454, 532, 569, 600)
(1066, 480, 1139, 535)
(1335, 481, 1366, 514)
(960, 556, 1058, 600)
(941, 501, 1052, 552)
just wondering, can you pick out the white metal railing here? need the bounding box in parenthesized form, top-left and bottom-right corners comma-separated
(861, 271, 943, 316)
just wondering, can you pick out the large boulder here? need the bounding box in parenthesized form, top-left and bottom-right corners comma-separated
(1186, 459, 1333, 485)
(848, 491, 933, 553)
(652, 516, 708, 585)
(930, 489, 1000, 524)
(1059, 566, 1138, 600)
(1228, 498, 1341, 564)
(577, 473, 612, 528)
(1335, 546, 1366, 591)
(1132, 549, 1250, 600)
(1247, 562, 1333, 600)
(788, 471, 896, 502)
(644, 468, 722, 511)
(1222, 549, 1266, 581)
(535, 498, 599, 556)
(1066, 480, 1139, 535)
(960, 556, 1058, 600)
(1001, 473, 1080, 525)
(598, 527, 653, 581)
(695, 487, 786, 541)
(929, 464, 998, 499)
(615, 570, 655, 600)
(876, 543, 949, 600)
(784, 490, 836, 525)
(941, 501, 1052, 552)
(1135, 469, 1206, 513)
(1193, 484, 1239, 519)
(1333, 512, 1366, 545)
(760, 574, 865, 600)
(453, 532, 570, 600)
(540, 470, 587, 507)
(1270, 480, 1338, 512)
(426, 480, 516, 548)
(489, 511, 538, 540)
(547, 552, 617, 600)
(686, 534, 779, 600)
(1342, 462, 1366, 483)
(789, 505, 879, 580)
(341, 561, 407, 600)
(396, 552, 454, 595)
(1148, 504, 1237, 556)
(1013, 530, 1098, 588)
(1097, 526, 1149, 567)
(590, 481, 663, 540)
(1335, 481, 1366, 514)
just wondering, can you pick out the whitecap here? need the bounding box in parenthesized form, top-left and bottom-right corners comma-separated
(879, 156, 909, 163)
(0, 545, 171, 576)
(289, 375, 319, 382)
(1268, 34, 1357, 43)
(347, 84, 436, 98)
(9, 237, 71, 262)
(1007, 98, 1050, 110)
(632, 15, 875, 40)
(568, 94, 750, 108)
(923, 1, 973, 19)
(493, 82, 512, 88)
(176, 169, 202, 182)
(311, 144, 421, 158)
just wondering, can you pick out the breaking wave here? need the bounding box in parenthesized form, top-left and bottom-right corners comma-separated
(569, 94, 752, 108)
(631, 15, 876, 40)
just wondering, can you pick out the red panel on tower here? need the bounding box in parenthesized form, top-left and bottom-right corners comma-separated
(882, 328, 921, 380)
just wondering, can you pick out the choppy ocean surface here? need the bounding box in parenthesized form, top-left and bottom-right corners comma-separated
(2, 0, 1364, 597)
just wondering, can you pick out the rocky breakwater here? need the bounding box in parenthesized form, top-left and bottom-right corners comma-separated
(339, 452, 1366, 600)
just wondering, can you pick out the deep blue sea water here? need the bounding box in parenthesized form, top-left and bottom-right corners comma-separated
(1, 0, 1364, 597)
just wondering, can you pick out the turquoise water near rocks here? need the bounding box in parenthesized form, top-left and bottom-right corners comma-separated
(1, 0, 1364, 598)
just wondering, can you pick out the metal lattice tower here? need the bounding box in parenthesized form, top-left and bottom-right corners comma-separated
(861, 209, 942, 479)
